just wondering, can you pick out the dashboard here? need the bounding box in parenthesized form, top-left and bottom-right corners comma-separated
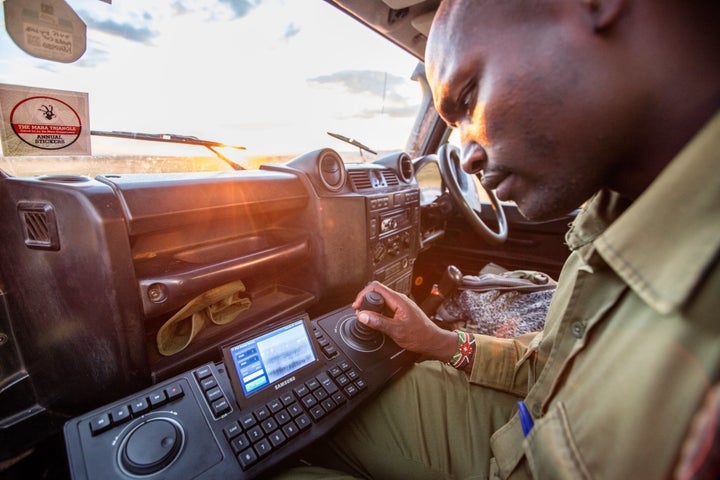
(0, 147, 423, 461)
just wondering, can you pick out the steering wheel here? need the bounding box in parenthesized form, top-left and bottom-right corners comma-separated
(438, 143, 508, 245)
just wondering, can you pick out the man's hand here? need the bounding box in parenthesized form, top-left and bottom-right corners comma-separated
(351, 281, 459, 362)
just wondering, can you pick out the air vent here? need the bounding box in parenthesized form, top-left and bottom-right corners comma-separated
(348, 170, 373, 191)
(399, 154, 414, 183)
(317, 150, 346, 192)
(17, 202, 60, 250)
(383, 169, 400, 186)
(348, 169, 402, 191)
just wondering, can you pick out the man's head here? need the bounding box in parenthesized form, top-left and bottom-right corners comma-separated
(426, 0, 720, 221)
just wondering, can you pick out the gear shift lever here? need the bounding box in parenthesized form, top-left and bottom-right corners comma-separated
(420, 265, 463, 317)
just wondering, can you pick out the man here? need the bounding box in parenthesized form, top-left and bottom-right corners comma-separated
(277, 0, 720, 477)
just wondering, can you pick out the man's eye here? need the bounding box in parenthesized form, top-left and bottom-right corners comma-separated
(458, 86, 475, 117)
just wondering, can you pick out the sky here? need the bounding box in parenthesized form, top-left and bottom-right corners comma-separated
(0, 0, 423, 159)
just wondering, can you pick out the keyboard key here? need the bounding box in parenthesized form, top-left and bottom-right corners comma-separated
(282, 422, 300, 439)
(275, 409, 292, 425)
(332, 392, 347, 405)
(269, 430, 287, 448)
(295, 414, 311, 430)
(261, 418, 278, 434)
(230, 433, 251, 454)
(317, 373, 338, 394)
(294, 384, 310, 398)
(247, 425, 264, 441)
(344, 384, 359, 397)
(268, 398, 283, 413)
(239, 413, 257, 429)
(254, 438, 272, 458)
(237, 448, 258, 470)
(302, 394, 318, 409)
(224, 422, 242, 440)
(314, 388, 329, 401)
(321, 398, 337, 413)
(309, 405, 326, 421)
(254, 406, 271, 422)
(288, 403, 303, 417)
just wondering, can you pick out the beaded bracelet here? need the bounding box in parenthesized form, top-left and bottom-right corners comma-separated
(447, 330, 476, 369)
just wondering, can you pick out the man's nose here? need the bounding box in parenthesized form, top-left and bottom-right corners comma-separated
(456, 121, 488, 174)
(460, 141, 487, 175)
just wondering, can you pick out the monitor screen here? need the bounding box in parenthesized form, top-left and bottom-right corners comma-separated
(225, 317, 318, 399)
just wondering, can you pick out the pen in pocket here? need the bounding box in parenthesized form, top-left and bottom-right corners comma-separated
(517, 401, 534, 437)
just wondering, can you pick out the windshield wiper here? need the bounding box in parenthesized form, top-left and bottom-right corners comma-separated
(327, 131, 377, 157)
(91, 130, 247, 170)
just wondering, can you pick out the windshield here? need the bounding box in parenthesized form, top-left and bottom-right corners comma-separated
(0, 0, 423, 176)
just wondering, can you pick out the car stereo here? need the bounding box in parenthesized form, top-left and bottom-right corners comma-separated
(64, 301, 418, 479)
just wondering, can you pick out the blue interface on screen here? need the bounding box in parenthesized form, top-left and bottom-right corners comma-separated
(230, 319, 317, 396)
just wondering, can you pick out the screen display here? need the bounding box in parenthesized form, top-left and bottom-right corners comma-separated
(228, 319, 317, 397)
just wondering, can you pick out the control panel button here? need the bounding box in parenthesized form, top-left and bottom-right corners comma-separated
(129, 397, 150, 415)
(165, 383, 184, 401)
(211, 398, 231, 417)
(205, 387, 223, 403)
(148, 389, 167, 407)
(194, 366, 212, 380)
(89, 413, 112, 435)
(199, 376, 217, 391)
(110, 405, 131, 425)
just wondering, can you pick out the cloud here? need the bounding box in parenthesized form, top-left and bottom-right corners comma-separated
(219, 0, 264, 19)
(308, 70, 410, 104)
(284, 23, 301, 41)
(356, 104, 420, 119)
(74, 47, 111, 68)
(308, 70, 420, 120)
(83, 16, 157, 44)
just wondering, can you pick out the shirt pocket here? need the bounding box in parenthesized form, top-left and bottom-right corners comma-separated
(523, 402, 593, 480)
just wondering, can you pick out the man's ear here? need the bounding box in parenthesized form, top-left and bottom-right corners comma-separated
(582, 0, 627, 32)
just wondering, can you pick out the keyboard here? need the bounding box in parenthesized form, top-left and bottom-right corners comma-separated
(63, 304, 418, 479)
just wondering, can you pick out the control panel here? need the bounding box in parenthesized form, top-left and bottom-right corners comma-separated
(64, 298, 418, 479)
(367, 189, 420, 294)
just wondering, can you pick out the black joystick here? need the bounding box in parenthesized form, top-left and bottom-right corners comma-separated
(340, 291, 386, 352)
(359, 291, 386, 314)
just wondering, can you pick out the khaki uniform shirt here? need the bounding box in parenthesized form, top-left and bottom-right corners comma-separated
(470, 112, 720, 479)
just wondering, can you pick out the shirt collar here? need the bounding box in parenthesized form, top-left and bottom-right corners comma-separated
(592, 112, 720, 314)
